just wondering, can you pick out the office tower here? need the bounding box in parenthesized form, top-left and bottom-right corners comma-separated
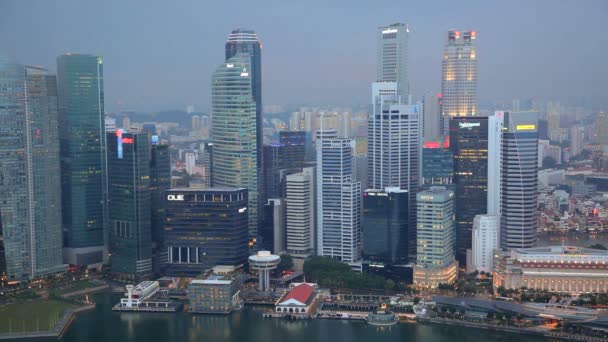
(285, 167, 315, 270)
(317, 134, 361, 263)
(150, 139, 170, 274)
(191, 115, 201, 131)
(471, 214, 498, 273)
(201, 142, 214, 187)
(211, 54, 259, 239)
(185, 152, 196, 175)
(225, 28, 263, 208)
(57, 54, 107, 267)
(377, 23, 410, 100)
(163, 188, 248, 277)
(451, 116, 489, 266)
(362, 188, 409, 264)
(570, 126, 584, 157)
(440, 30, 477, 133)
(413, 186, 457, 288)
(422, 136, 453, 189)
(422, 92, 441, 140)
(122, 116, 130, 130)
(262, 199, 286, 254)
(500, 111, 539, 250)
(106, 131, 152, 279)
(368, 82, 421, 260)
(262, 131, 306, 202)
(353, 155, 369, 192)
(0, 58, 66, 280)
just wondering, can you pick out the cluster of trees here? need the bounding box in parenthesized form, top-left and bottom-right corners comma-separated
(276, 254, 293, 273)
(436, 272, 493, 295)
(303, 257, 395, 290)
(572, 293, 608, 306)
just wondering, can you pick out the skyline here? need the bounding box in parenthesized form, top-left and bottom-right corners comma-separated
(1, 0, 606, 112)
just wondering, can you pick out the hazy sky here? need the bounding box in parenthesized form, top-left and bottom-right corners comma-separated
(1, 0, 607, 112)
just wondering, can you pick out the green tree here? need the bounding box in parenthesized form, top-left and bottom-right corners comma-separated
(589, 243, 607, 250)
(276, 254, 294, 273)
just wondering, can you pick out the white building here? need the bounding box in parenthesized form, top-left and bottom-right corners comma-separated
(377, 23, 409, 100)
(286, 167, 315, 270)
(105, 116, 116, 133)
(185, 152, 196, 176)
(316, 132, 361, 264)
(471, 215, 498, 273)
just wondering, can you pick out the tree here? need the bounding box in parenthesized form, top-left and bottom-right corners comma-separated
(589, 243, 607, 250)
(277, 254, 294, 273)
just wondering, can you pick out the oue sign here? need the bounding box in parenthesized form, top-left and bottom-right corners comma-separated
(167, 194, 184, 201)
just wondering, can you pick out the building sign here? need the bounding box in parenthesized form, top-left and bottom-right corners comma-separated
(116, 129, 123, 159)
(516, 124, 536, 131)
(458, 122, 480, 129)
(121, 137, 134, 144)
(167, 194, 184, 201)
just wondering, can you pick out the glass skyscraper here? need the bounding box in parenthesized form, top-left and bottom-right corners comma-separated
(150, 140, 171, 274)
(422, 135, 454, 190)
(57, 54, 107, 267)
(0, 56, 66, 280)
(106, 131, 153, 280)
(377, 23, 410, 100)
(211, 54, 259, 239)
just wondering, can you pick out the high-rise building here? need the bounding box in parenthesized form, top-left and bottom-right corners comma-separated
(211, 54, 259, 239)
(0, 58, 66, 280)
(105, 116, 116, 133)
(225, 28, 263, 216)
(285, 167, 316, 270)
(57, 54, 107, 267)
(191, 115, 201, 131)
(440, 30, 477, 133)
(377, 23, 410, 100)
(413, 186, 458, 288)
(262, 132, 306, 202)
(317, 134, 361, 263)
(422, 136, 453, 189)
(163, 188, 249, 277)
(150, 139, 170, 274)
(500, 111, 539, 250)
(262, 199, 286, 254)
(362, 188, 409, 264)
(471, 214, 498, 273)
(569, 126, 584, 157)
(106, 131, 152, 279)
(368, 82, 421, 260)
(450, 115, 503, 266)
(422, 92, 441, 140)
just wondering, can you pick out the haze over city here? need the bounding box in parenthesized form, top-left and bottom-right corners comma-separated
(2, 0, 607, 111)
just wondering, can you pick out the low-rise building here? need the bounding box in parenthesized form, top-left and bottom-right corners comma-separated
(187, 266, 244, 314)
(275, 283, 319, 315)
(493, 246, 608, 294)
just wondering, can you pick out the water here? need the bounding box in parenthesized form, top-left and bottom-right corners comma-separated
(13, 293, 552, 342)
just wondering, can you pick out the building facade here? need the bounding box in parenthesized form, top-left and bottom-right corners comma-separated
(440, 30, 477, 133)
(317, 134, 361, 263)
(362, 188, 409, 264)
(493, 246, 608, 293)
(414, 187, 458, 288)
(377, 23, 409, 99)
(163, 188, 248, 277)
(285, 167, 316, 269)
(188, 276, 241, 314)
(0, 58, 66, 280)
(500, 111, 539, 250)
(57, 54, 107, 267)
(422, 136, 453, 189)
(211, 54, 259, 240)
(106, 131, 153, 279)
(471, 214, 498, 273)
(150, 140, 171, 274)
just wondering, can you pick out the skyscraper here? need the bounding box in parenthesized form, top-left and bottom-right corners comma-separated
(317, 133, 361, 264)
(422, 136, 454, 190)
(440, 30, 477, 133)
(422, 92, 441, 140)
(150, 138, 171, 274)
(500, 111, 539, 250)
(225, 28, 263, 219)
(163, 188, 249, 277)
(377, 23, 410, 100)
(262, 131, 306, 203)
(211, 54, 259, 240)
(106, 131, 153, 280)
(414, 186, 458, 288)
(57, 54, 107, 267)
(285, 167, 316, 270)
(362, 188, 409, 264)
(471, 214, 498, 273)
(0, 57, 66, 280)
(368, 82, 421, 260)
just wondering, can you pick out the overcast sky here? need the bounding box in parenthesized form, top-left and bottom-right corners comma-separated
(1, 0, 607, 112)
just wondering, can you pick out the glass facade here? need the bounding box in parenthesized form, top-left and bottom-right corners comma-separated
(211, 54, 259, 239)
(150, 142, 171, 274)
(106, 132, 152, 279)
(422, 136, 454, 190)
(450, 117, 488, 265)
(163, 188, 249, 277)
(57, 54, 106, 266)
(362, 189, 409, 264)
(0, 57, 66, 280)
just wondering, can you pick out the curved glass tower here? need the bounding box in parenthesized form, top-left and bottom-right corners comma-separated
(211, 54, 259, 239)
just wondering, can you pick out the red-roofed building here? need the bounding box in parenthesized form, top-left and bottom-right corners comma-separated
(275, 283, 318, 315)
